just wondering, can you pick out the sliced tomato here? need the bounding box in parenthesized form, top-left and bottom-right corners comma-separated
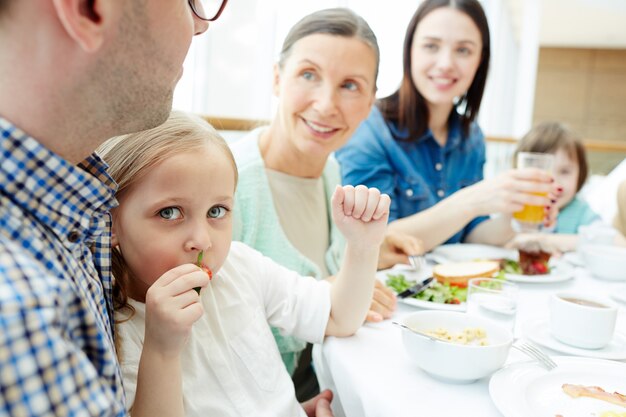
(201, 266, 213, 280)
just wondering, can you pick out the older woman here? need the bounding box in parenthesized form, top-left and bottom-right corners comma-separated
(230, 8, 421, 401)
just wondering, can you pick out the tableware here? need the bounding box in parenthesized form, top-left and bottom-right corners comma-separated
(467, 278, 518, 331)
(581, 244, 626, 281)
(430, 243, 517, 263)
(489, 356, 626, 417)
(397, 277, 434, 299)
(380, 269, 467, 311)
(408, 254, 425, 272)
(504, 260, 574, 283)
(512, 152, 555, 232)
(511, 340, 557, 370)
(399, 297, 466, 311)
(562, 251, 584, 267)
(610, 284, 626, 305)
(550, 292, 618, 349)
(391, 321, 440, 342)
(578, 224, 617, 251)
(523, 318, 626, 360)
(400, 310, 513, 383)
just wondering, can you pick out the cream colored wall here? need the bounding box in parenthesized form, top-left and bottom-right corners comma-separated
(533, 47, 626, 142)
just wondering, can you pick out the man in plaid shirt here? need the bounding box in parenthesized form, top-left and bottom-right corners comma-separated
(0, 1, 212, 415)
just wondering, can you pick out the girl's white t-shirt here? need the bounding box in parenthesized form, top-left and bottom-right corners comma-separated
(117, 241, 332, 417)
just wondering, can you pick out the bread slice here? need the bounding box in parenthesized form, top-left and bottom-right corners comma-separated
(433, 261, 500, 287)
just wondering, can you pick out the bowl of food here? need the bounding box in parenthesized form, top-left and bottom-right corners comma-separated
(399, 310, 513, 383)
(581, 244, 626, 281)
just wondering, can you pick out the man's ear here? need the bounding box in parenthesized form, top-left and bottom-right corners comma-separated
(110, 218, 119, 248)
(51, 0, 110, 52)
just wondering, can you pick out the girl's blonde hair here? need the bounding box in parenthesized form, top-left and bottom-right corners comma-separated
(514, 121, 589, 191)
(96, 111, 238, 321)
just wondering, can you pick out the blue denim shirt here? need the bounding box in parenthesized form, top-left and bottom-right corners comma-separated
(336, 106, 488, 244)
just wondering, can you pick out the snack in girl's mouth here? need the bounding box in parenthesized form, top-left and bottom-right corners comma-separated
(194, 251, 213, 294)
(518, 249, 551, 275)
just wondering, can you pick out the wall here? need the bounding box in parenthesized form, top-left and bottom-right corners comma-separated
(533, 47, 626, 141)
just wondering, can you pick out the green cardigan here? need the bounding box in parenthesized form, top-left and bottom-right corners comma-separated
(230, 128, 345, 374)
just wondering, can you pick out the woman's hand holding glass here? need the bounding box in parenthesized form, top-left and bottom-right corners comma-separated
(143, 264, 210, 357)
(458, 167, 557, 222)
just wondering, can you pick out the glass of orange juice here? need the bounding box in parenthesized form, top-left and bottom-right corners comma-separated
(512, 152, 554, 232)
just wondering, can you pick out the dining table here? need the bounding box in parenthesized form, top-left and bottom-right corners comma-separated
(312, 244, 626, 417)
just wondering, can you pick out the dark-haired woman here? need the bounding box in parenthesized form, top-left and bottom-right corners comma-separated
(337, 0, 557, 251)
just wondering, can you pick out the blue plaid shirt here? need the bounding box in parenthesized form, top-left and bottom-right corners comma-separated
(0, 117, 126, 416)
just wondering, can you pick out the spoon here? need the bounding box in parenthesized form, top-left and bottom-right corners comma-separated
(392, 321, 443, 343)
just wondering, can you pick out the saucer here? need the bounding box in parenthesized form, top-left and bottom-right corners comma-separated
(610, 284, 626, 305)
(523, 318, 626, 360)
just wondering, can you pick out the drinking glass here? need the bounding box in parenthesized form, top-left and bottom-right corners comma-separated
(512, 152, 554, 232)
(466, 278, 518, 332)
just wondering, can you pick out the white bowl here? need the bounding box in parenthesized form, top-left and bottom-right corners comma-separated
(581, 244, 626, 281)
(400, 310, 513, 383)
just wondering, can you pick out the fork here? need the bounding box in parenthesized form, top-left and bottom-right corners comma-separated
(408, 255, 426, 272)
(512, 340, 557, 370)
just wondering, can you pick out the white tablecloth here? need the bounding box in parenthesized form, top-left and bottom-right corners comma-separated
(313, 262, 626, 417)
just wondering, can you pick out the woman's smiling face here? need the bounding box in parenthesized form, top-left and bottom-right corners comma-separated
(111, 145, 236, 300)
(410, 7, 483, 110)
(273, 33, 377, 160)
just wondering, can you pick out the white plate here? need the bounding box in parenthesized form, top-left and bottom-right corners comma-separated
(523, 318, 626, 360)
(490, 356, 626, 417)
(505, 261, 575, 283)
(563, 251, 584, 267)
(610, 284, 626, 305)
(378, 269, 466, 312)
(431, 243, 517, 263)
(399, 296, 466, 312)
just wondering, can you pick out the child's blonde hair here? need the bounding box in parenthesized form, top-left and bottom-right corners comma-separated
(96, 111, 238, 321)
(514, 121, 588, 191)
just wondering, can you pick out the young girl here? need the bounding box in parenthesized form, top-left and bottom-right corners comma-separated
(97, 111, 389, 417)
(335, 0, 558, 251)
(508, 122, 600, 254)
(514, 122, 599, 234)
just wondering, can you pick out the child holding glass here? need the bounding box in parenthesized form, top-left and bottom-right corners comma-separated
(97, 111, 389, 417)
(509, 122, 600, 253)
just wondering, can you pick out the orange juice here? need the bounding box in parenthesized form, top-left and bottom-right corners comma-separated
(513, 192, 547, 225)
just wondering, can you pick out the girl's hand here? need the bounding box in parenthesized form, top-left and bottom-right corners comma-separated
(143, 264, 210, 357)
(331, 185, 390, 248)
(459, 168, 556, 217)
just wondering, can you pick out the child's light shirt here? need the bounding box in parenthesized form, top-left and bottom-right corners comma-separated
(555, 196, 600, 234)
(117, 242, 332, 417)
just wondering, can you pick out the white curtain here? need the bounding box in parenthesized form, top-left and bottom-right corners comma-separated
(173, 0, 531, 146)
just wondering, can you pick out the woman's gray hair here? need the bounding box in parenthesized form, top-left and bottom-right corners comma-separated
(278, 8, 380, 82)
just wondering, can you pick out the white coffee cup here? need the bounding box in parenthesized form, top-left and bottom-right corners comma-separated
(549, 292, 617, 349)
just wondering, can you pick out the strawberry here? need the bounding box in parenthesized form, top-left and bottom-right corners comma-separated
(194, 250, 212, 294)
(532, 261, 549, 275)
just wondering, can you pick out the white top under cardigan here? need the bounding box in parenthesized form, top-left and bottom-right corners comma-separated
(117, 242, 332, 417)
